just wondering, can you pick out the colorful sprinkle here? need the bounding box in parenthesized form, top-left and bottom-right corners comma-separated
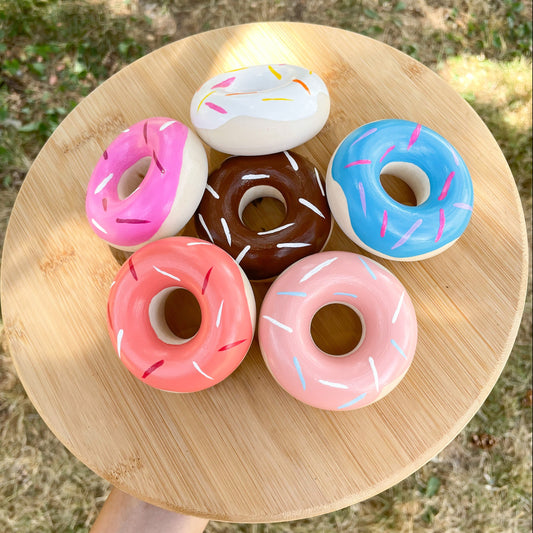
(201, 266, 213, 294)
(380, 145, 395, 162)
(206, 184, 219, 199)
(298, 197, 325, 218)
(268, 65, 282, 79)
(262, 97, 293, 101)
(235, 244, 251, 265)
(216, 300, 224, 328)
(205, 102, 227, 114)
(153, 150, 165, 174)
(438, 171, 455, 200)
(407, 123, 422, 150)
(193, 361, 214, 380)
(153, 266, 181, 283)
(262, 315, 293, 333)
(344, 159, 371, 168)
(359, 257, 376, 280)
(391, 219, 423, 249)
(197, 213, 214, 243)
(242, 173, 270, 180)
(197, 90, 215, 111)
(143, 121, 148, 143)
(392, 291, 405, 324)
(318, 379, 349, 389)
(159, 120, 176, 131)
(350, 127, 377, 146)
(276, 242, 311, 248)
(142, 359, 164, 379)
(277, 291, 307, 297)
(293, 356, 306, 390)
(435, 208, 445, 242)
(103, 150, 108, 160)
(293, 78, 310, 93)
(91, 218, 107, 234)
(453, 202, 473, 211)
(338, 393, 367, 410)
(300, 257, 338, 282)
(94, 172, 113, 194)
(258, 223, 294, 235)
(380, 210, 388, 237)
(358, 182, 367, 216)
(128, 257, 138, 281)
(391, 339, 407, 359)
(211, 76, 236, 89)
(221, 217, 232, 246)
(369, 356, 379, 392)
(219, 339, 247, 351)
(314, 168, 325, 196)
(116, 218, 151, 224)
(102, 198, 108, 211)
(284, 151, 299, 171)
(116, 329, 123, 359)
(333, 292, 358, 298)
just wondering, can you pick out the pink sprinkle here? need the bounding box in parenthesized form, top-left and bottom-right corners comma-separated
(142, 359, 164, 379)
(358, 182, 367, 216)
(116, 218, 151, 224)
(153, 150, 165, 174)
(103, 150, 108, 160)
(211, 76, 236, 89)
(143, 121, 148, 143)
(438, 171, 455, 200)
(380, 145, 395, 162)
(380, 210, 388, 237)
(128, 257, 138, 281)
(202, 266, 213, 295)
(344, 159, 371, 168)
(392, 219, 423, 249)
(205, 102, 227, 114)
(350, 127, 377, 146)
(407, 123, 422, 150)
(435, 208, 445, 242)
(102, 198, 108, 211)
(218, 339, 247, 351)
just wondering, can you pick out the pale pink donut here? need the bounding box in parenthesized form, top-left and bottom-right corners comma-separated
(258, 251, 417, 410)
(107, 236, 256, 392)
(86, 117, 207, 251)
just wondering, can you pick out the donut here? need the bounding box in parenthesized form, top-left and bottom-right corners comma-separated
(194, 151, 332, 280)
(86, 117, 208, 251)
(326, 119, 474, 261)
(258, 251, 417, 411)
(107, 236, 256, 392)
(190, 64, 330, 155)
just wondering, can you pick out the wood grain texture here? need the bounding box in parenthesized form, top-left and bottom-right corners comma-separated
(0, 23, 528, 523)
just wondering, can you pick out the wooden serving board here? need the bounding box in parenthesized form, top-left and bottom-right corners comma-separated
(1, 23, 528, 522)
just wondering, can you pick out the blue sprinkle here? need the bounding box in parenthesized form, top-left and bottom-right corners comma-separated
(338, 392, 367, 410)
(391, 339, 407, 359)
(359, 257, 377, 280)
(293, 356, 306, 391)
(333, 292, 358, 298)
(277, 291, 307, 297)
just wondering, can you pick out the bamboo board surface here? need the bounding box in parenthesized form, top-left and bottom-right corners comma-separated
(0, 23, 528, 522)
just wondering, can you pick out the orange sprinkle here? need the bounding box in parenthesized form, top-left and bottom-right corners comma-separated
(293, 79, 310, 94)
(225, 91, 258, 96)
(268, 65, 282, 80)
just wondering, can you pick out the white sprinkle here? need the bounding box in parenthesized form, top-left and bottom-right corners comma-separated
(221, 217, 231, 246)
(392, 291, 405, 324)
(235, 244, 251, 264)
(153, 266, 181, 282)
(186, 241, 211, 246)
(197, 213, 214, 243)
(94, 173, 114, 194)
(116, 329, 124, 359)
(206, 184, 220, 199)
(318, 380, 349, 389)
(262, 315, 293, 333)
(299, 257, 338, 283)
(314, 167, 325, 196)
(193, 361, 214, 380)
(284, 151, 299, 171)
(216, 300, 224, 328)
(110, 280, 116, 288)
(242, 173, 270, 180)
(276, 242, 311, 248)
(369, 357, 379, 392)
(257, 223, 294, 235)
(299, 198, 325, 218)
(159, 120, 176, 131)
(91, 218, 108, 234)
(122, 128, 130, 133)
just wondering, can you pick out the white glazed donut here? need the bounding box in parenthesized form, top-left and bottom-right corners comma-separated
(86, 117, 208, 251)
(190, 64, 330, 156)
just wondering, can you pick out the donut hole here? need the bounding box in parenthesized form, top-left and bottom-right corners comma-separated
(117, 156, 152, 200)
(310, 303, 364, 357)
(149, 287, 202, 344)
(380, 162, 430, 206)
(239, 185, 287, 233)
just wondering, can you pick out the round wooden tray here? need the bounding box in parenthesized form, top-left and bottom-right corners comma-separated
(1, 23, 528, 523)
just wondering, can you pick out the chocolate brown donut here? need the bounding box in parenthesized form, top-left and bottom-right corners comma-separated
(194, 151, 332, 280)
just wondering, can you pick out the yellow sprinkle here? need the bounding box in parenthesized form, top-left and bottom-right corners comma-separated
(226, 66, 249, 72)
(197, 90, 215, 111)
(262, 98, 293, 101)
(268, 65, 282, 80)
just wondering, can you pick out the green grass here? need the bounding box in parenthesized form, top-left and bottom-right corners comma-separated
(0, 1, 531, 532)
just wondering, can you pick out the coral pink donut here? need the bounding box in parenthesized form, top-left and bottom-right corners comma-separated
(258, 251, 417, 410)
(86, 117, 208, 251)
(107, 236, 256, 392)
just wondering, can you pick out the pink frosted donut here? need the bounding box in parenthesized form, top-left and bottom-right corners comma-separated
(107, 236, 256, 392)
(86, 117, 208, 251)
(258, 251, 417, 410)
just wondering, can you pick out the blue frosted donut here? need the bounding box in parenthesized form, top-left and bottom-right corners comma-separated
(326, 119, 474, 260)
